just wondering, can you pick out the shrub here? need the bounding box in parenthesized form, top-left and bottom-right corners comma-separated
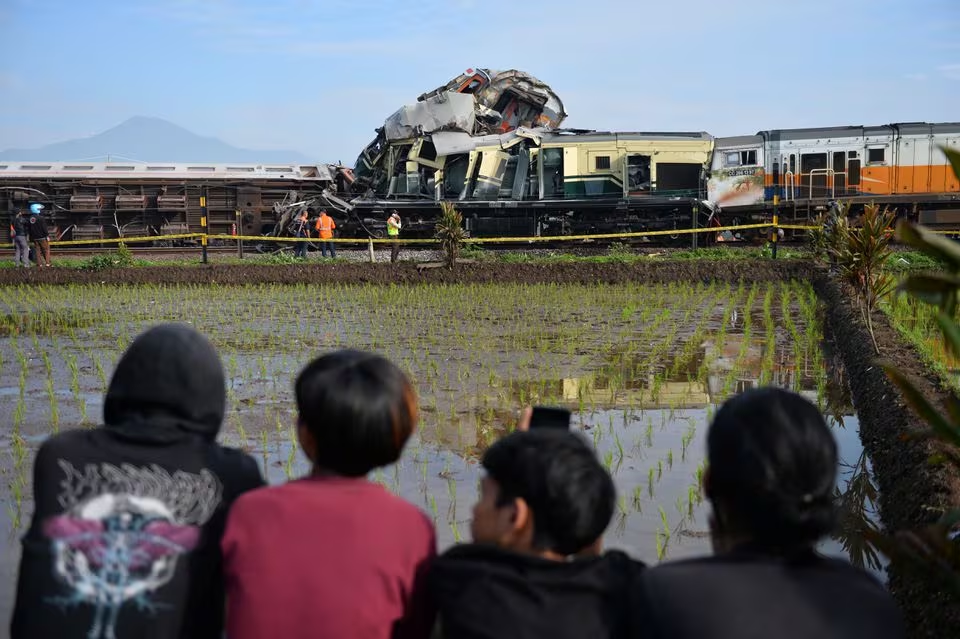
(870, 145, 960, 597)
(435, 201, 467, 268)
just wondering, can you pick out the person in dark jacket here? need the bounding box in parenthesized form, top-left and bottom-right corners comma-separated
(633, 386, 906, 639)
(11, 209, 30, 267)
(10, 323, 266, 639)
(429, 423, 644, 639)
(26, 203, 51, 267)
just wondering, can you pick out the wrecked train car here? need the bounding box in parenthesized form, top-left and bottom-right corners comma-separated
(341, 67, 718, 240)
(0, 162, 345, 247)
(352, 68, 566, 196)
(342, 127, 716, 239)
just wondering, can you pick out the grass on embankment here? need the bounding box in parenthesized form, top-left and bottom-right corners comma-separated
(880, 249, 958, 392)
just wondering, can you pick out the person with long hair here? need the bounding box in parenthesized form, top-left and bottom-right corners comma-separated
(634, 386, 905, 638)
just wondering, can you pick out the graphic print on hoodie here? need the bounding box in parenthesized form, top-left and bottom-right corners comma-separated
(11, 324, 266, 639)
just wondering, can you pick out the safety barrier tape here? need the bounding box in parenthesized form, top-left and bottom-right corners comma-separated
(0, 233, 204, 250)
(208, 223, 783, 245)
(48, 233, 205, 247)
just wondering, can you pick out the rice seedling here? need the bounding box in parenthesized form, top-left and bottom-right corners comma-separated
(0, 279, 834, 562)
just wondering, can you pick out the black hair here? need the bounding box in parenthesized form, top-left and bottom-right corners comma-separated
(481, 428, 616, 555)
(706, 386, 838, 549)
(295, 349, 417, 477)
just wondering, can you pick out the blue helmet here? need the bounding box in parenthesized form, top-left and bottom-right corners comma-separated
(29, 203, 44, 214)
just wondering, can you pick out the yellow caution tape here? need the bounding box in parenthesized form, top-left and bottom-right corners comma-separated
(212, 223, 783, 245)
(5, 223, 958, 252)
(48, 233, 205, 247)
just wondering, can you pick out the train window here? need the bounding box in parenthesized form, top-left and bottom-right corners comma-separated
(868, 147, 885, 164)
(595, 155, 611, 170)
(724, 152, 741, 167)
(848, 151, 857, 159)
(741, 150, 757, 165)
(457, 74, 485, 94)
(789, 154, 796, 173)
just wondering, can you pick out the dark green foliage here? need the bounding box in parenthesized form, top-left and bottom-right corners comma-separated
(873, 146, 960, 597)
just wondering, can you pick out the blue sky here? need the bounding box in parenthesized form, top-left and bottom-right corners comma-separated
(1, 0, 958, 163)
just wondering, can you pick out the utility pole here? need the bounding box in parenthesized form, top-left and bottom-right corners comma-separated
(200, 189, 208, 264)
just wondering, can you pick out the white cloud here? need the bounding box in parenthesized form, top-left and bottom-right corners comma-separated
(940, 64, 960, 80)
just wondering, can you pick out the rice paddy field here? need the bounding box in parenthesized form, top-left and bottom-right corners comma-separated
(0, 280, 882, 615)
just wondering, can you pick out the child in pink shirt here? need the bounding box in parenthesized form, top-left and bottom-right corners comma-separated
(222, 350, 436, 639)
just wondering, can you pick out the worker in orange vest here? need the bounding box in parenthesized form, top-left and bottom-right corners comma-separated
(315, 210, 336, 258)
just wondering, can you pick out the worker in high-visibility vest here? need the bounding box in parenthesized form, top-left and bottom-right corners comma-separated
(315, 210, 337, 258)
(387, 210, 401, 263)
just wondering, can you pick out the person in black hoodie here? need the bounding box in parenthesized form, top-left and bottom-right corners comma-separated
(10, 323, 266, 639)
(633, 387, 906, 639)
(26, 203, 51, 267)
(429, 417, 644, 639)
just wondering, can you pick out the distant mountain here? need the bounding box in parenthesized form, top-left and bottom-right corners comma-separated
(0, 116, 313, 164)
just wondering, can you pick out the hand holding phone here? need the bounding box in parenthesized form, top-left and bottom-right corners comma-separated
(528, 406, 572, 430)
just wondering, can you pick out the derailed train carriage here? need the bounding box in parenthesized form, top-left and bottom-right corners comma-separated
(346, 127, 716, 241)
(343, 67, 721, 242)
(0, 162, 348, 248)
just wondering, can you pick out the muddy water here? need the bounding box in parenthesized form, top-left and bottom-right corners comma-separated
(0, 281, 883, 622)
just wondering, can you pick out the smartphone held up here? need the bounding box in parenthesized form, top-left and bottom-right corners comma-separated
(528, 406, 572, 430)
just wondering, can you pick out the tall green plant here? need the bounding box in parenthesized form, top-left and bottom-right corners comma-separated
(871, 145, 960, 596)
(435, 201, 467, 268)
(821, 202, 896, 353)
(809, 201, 848, 263)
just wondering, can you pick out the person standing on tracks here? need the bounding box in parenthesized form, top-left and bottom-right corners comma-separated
(27, 204, 51, 267)
(387, 210, 402, 263)
(11, 209, 31, 268)
(293, 209, 309, 259)
(315, 209, 336, 258)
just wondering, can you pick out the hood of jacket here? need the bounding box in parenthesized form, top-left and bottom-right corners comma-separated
(430, 543, 643, 639)
(103, 323, 226, 443)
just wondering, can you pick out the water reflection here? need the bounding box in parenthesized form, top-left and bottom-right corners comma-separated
(831, 449, 885, 574)
(397, 332, 887, 578)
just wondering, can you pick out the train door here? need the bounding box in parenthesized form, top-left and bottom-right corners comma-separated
(863, 144, 891, 194)
(783, 154, 797, 200)
(625, 155, 651, 194)
(847, 151, 861, 194)
(801, 153, 828, 198)
(945, 137, 960, 192)
(896, 137, 917, 193)
(832, 151, 847, 195)
(471, 150, 511, 200)
(913, 134, 934, 194)
(539, 147, 564, 199)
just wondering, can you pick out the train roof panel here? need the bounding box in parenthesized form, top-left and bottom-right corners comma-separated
(714, 135, 763, 147)
(900, 122, 960, 135)
(758, 121, 960, 140)
(540, 131, 713, 143)
(0, 162, 341, 181)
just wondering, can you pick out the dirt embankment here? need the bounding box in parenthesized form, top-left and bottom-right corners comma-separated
(815, 271, 960, 638)
(0, 259, 815, 286)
